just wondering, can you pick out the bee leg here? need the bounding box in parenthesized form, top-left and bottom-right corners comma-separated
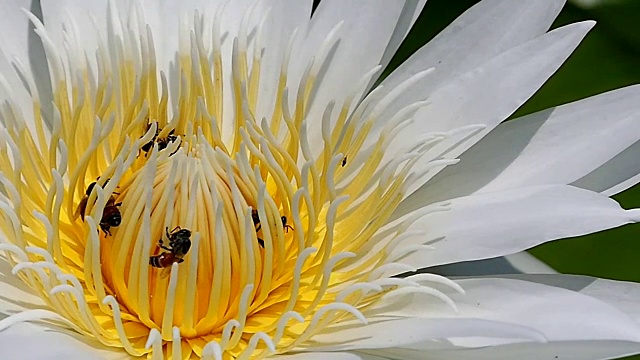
(169, 138, 181, 156)
(101, 226, 111, 236)
(257, 238, 264, 248)
(177, 259, 184, 263)
(158, 239, 172, 251)
(285, 225, 294, 233)
(255, 224, 262, 232)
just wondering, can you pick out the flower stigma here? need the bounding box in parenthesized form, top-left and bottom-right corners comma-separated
(0, 3, 472, 359)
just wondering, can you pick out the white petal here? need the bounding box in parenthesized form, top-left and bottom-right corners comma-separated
(427, 253, 557, 277)
(374, 278, 640, 344)
(505, 252, 556, 274)
(372, 340, 640, 360)
(0, 0, 43, 65)
(375, 0, 427, 77)
(497, 274, 640, 324)
(290, 1, 424, 151)
(573, 139, 640, 196)
(254, 1, 313, 119)
(0, 256, 46, 317)
(0, 0, 49, 120)
(40, 0, 112, 52)
(378, 0, 565, 119)
(389, 21, 594, 198)
(411, 85, 640, 205)
(427, 257, 523, 277)
(581, 279, 640, 323)
(306, 317, 546, 352)
(0, 322, 127, 360)
(396, 185, 638, 268)
(274, 352, 384, 360)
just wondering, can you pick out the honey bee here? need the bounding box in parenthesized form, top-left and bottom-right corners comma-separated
(281, 216, 294, 233)
(251, 209, 262, 231)
(251, 210, 293, 248)
(75, 181, 99, 221)
(74, 179, 122, 236)
(140, 122, 160, 154)
(149, 226, 192, 276)
(251, 209, 265, 248)
(157, 129, 180, 154)
(99, 197, 122, 236)
(140, 122, 180, 156)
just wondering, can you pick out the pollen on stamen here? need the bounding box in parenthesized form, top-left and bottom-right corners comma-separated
(0, 2, 470, 359)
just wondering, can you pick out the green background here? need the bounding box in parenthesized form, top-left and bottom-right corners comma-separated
(389, 1, 640, 358)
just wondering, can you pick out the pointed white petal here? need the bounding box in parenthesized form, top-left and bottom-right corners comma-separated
(306, 317, 546, 352)
(374, 278, 640, 344)
(0, 256, 46, 316)
(496, 274, 640, 324)
(572, 278, 640, 323)
(290, 1, 425, 151)
(375, 0, 427, 76)
(505, 252, 556, 274)
(274, 352, 384, 360)
(373, 340, 640, 360)
(254, 1, 313, 119)
(573, 139, 640, 196)
(0, 0, 43, 65)
(387, 22, 594, 198)
(0, 0, 49, 120)
(397, 185, 638, 268)
(0, 322, 127, 360)
(40, 0, 113, 52)
(378, 0, 565, 117)
(412, 85, 640, 205)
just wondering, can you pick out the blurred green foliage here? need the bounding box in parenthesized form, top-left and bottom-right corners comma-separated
(389, 1, 640, 357)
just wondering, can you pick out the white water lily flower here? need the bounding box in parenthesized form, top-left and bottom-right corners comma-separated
(1, 0, 640, 359)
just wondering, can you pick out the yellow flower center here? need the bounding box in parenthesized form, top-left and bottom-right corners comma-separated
(0, 4, 467, 359)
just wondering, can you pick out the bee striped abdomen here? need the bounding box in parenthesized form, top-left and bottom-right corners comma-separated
(149, 253, 170, 268)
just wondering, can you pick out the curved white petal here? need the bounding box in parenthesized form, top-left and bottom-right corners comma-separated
(0, 322, 127, 360)
(396, 185, 639, 268)
(372, 278, 640, 344)
(378, 0, 565, 119)
(411, 85, 640, 205)
(370, 340, 640, 360)
(0, 256, 46, 318)
(305, 317, 546, 352)
(426, 257, 524, 277)
(290, 0, 425, 151)
(254, 1, 313, 119)
(0, 0, 42, 65)
(0, 0, 50, 121)
(491, 274, 640, 324)
(40, 0, 114, 52)
(573, 139, 640, 196)
(581, 279, 640, 323)
(390, 21, 595, 198)
(505, 252, 556, 274)
(274, 352, 385, 360)
(375, 0, 427, 79)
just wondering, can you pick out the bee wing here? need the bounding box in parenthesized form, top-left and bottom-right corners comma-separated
(73, 198, 87, 220)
